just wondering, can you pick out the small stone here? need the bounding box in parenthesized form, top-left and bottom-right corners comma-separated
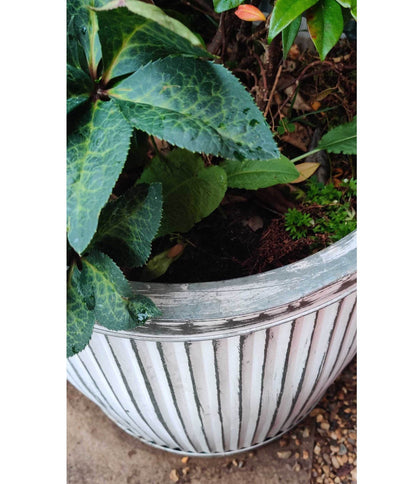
(323, 465, 330, 476)
(331, 456, 340, 469)
(316, 414, 324, 423)
(320, 422, 330, 431)
(339, 454, 348, 465)
(338, 443, 347, 455)
(181, 456, 189, 464)
(351, 467, 357, 480)
(277, 451, 292, 459)
(295, 439, 301, 446)
(182, 467, 190, 476)
(303, 450, 309, 460)
(279, 439, 288, 447)
(323, 453, 331, 465)
(314, 445, 321, 455)
(330, 445, 339, 454)
(303, 427, 310, 438)
(310, 408, 324, 417)
(294, 463, 301, 472)
(169, 469, 180, 483)
(232, 459, 239, 466)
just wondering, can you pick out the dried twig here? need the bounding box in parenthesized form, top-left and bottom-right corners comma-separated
(264, 63, 283, 121)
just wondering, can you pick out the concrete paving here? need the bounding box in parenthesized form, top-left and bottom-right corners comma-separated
(67, 358, 356, 483)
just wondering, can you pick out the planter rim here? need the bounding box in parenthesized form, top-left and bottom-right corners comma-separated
(94, 231, 356, 341)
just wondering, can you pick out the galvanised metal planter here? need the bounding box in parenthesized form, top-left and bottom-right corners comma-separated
(67, 231, 356, 456)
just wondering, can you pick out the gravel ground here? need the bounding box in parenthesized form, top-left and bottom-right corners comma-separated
(67, 357, 356, 483)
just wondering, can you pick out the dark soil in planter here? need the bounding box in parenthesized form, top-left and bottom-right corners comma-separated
(124, 4, 356, 284)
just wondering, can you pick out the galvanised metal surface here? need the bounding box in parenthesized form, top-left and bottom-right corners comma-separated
(67, 231, 356, 456)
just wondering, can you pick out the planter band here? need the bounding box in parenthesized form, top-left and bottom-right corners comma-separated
(68, 231, 356, 455)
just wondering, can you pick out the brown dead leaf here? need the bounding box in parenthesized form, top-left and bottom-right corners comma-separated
(284, 85, 312, 111)
(314, 87, 337, 102)
(169, 469, 180, 482)
(280, 122, 311, 151)
(168, 244, 185, 259)
(311, 101, 321, 111)
(243, 215, 264, 232)
(288, 44, 301, 60)
(291, 162, 320, 183)
(255, 186, 297, 214)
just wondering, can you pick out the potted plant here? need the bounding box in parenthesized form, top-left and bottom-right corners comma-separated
(67, 0, 357, 455)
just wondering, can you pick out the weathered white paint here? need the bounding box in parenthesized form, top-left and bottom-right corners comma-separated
(68, 231, 357, 455)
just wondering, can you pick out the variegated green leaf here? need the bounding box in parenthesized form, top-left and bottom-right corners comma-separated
(221, 156, 299, 190)
(306, 0, 344, 60)
(94, 0, 207, 82)
(80, 250, 160, 330)
(91, 183, 163, 267)
(110, 57, 280, 161)
(67, 64, 93, 102)
(67, 94, 90, 113)
(67, 264, 95, 357)
(67, 100, 133, 254)
(139, 149, 227, 236)
(67, 0, 106, 77)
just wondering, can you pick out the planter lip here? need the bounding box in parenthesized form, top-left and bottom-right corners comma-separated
(94, 230, 356, 341)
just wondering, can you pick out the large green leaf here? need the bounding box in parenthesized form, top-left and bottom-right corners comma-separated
(306, 0, 344, 60)
(67, 264, 96, 357)
(221, 156, 299, 190)
(213, 0, 244, 13)
(282, 16, 302, 59)
(80, 250, 161, 330)
(110, 57, 280, 161)
(67, 94, 90, 113)
(91, 183, 163, 267)
(67, 64, 93, 102)
(317, 116, 356, 154)
(94, 1, 208, 83)
(139, 149, 227, 236)
(67, 0, 105, 77)
(268, 0, 319, 42)
(67, 100, 133, 254)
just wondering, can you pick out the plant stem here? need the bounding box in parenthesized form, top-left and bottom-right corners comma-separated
(291, 147, 323, 163)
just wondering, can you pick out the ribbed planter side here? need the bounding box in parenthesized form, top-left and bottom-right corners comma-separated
(67, 232, 356, 456)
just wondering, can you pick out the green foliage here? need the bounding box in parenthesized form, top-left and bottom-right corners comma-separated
(91, 183, 163, 267)
(317, 116, 357, 154)
(213, 0, 357, 60)
(292, 116, 357, 163)
(109, 57, 279, 161)
(221, 156, 299, 190)
(282, 15, 302, 59)
(305, 0, 344, 61)
(67, 100, 133, 255)
(213, 0, 244, 13)
(67, 0, 356, 357)
(285, 178, 357, 243)
(67, 250, 160, 357)
(139, 149, 227, 236)
(284, 209, 314, 240)
(268, 0, 319, 42)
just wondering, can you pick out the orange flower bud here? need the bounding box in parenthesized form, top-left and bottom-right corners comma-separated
(235, 4, 266, 22)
